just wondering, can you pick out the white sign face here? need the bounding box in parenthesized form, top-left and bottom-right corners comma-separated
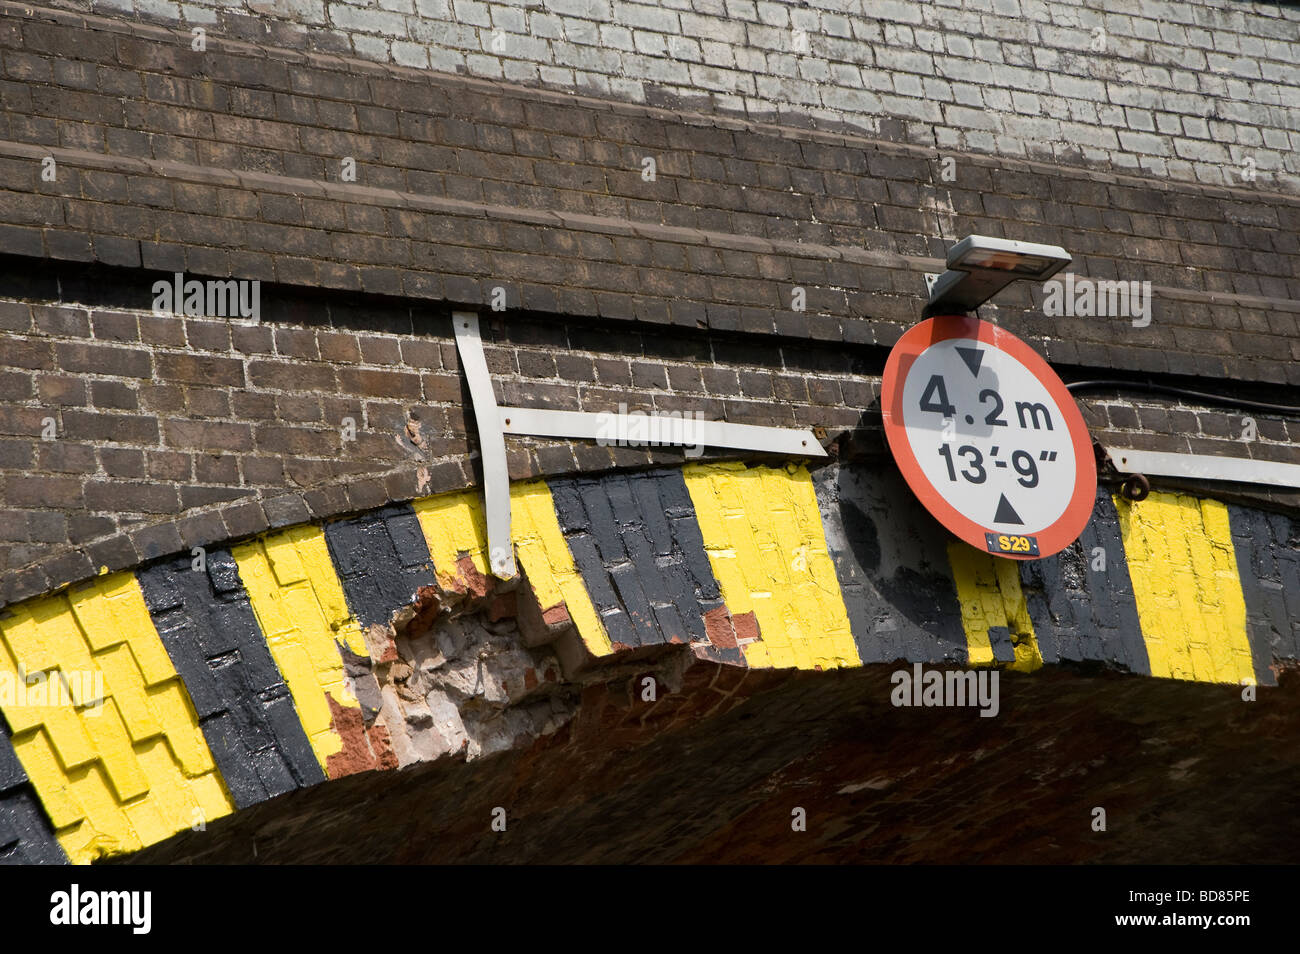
(901, 337, 1074, 535)
(881, 316, 1097, 560)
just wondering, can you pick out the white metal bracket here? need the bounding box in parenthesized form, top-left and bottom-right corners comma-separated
(452, 311, 827, 580)
(1108, 447, 1300, 490)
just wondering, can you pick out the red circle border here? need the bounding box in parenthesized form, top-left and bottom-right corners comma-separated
(881, 315, 1098, 560)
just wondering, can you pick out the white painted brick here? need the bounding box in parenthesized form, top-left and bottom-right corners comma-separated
(1154, 112, 1182, 136)
(796, 56, 830, 82)
(488, 4, 525, 32)
(574, 70, 610, 94)
(860, 68, 894, 92)
(599, 24, 635, 50)
(565, 18, 601, 46)
(755, 1, 787, 26)
(664, 34, 702, 61)
(732, 46, 767, 72)
(610, 0, 677, 32)
(392, 40, 430, 65)
(892, 73, 923, 97)
(828, 62, 862, 86)
(788, 7, 820, 31)
(822, 13, 851, 37)
(879, 93, 942, 123)
(609, 76, 646, 101)
(951, 82, 983, 107)
(379, 0, 414, 13)
(766, 52, 799, 77)
(537, 64, 576, 85)
(680, 11, 745, 42)
(466, 52, 504, 76)
(136, 0, 181, 18)
(1125, 108, 1155, 132)
(632, 30, 668, 55)
(744, 22, 785, 51)
(914, 28, 945, 53)
(415, 0, 451, 15)
(849, 17, 884, 42)
(924, 77, 954, 102)
(180, 4, 221, 23)
(865, 0, 923, 25)
(546, 0, 612, 21)
(1118, 130, 1170, 156)
(724, 0, 757, 21)
(527, 12, 564, 38)
(982, 87, 1012, 111)
(428, 46, 466, 71)
(822, 85, 882, 112)
(352, 34, 391, 59)
(701, 39, 736, 67)
(945, 34, 975, 57)
(331, 5, 409, 36)
(501, 58, 540, 82)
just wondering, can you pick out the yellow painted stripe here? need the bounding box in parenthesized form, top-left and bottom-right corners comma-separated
(412, 488, 493, 593)
(0, 573, 234, 864)
(682, 462, 859, 670)
(1114, 492, 1256, 684)
(412, 483, 612, 657)
(946, 543, 1042, 672)
(232, 525, 371, 771)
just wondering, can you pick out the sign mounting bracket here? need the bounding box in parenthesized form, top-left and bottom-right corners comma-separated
(451, 310, 827, 580)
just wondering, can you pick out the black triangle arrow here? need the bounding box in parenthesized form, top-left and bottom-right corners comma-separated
(955, 346, 984, 378)
(994, 494, 1023, 525)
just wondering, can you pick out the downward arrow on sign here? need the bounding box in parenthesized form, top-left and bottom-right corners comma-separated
(955, 346, 984, 377)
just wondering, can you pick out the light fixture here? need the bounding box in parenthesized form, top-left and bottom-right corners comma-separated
(923, 235, 1071, 317)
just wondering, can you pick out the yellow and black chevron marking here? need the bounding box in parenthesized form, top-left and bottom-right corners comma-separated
(0, 462, 1293, 864)
(0, 573, 233, 864)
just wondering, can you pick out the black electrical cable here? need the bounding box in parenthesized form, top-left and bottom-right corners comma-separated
(1065, 379, 1300, 416)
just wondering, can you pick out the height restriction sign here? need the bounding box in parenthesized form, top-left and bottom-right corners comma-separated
(881, 314, 1097, 560)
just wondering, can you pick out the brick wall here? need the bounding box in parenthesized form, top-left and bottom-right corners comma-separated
(2, 267, 1296, 606)
(39, 0, 1300, 194)
(0, 1, 1297, 605)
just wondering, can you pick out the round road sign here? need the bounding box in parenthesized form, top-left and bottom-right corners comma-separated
(881, 314, 1097, 560)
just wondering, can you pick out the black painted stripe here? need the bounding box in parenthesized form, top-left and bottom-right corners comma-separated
(137, 549, 324, 810)
(323, 503, 436, 629)
(551, 469, 722, 649)
(1018, 489, 1151, 676)
(1227, 504, 1299, 686)
(812, 464, 967, 666)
